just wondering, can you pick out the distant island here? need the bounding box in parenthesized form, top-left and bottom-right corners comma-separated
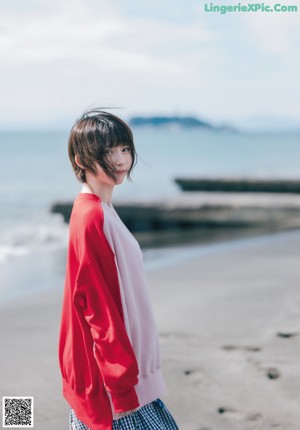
(129, 115, 235, 132)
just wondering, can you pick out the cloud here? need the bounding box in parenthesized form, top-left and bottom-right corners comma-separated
(0, 0, 212, 66)
(0, 0, 216, 125)
(243, 8, 300, 55)
(0, 0, 299, 128)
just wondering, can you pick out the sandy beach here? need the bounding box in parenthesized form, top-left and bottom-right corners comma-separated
(1, 229, 300, 430)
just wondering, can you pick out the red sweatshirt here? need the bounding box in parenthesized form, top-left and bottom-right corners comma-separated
(58, 194, 140, 430)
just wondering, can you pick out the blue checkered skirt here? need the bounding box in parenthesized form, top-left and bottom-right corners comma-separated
(69, 398, 178, 430)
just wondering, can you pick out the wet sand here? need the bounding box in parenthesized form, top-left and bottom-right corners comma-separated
(1, 230, 300, 430)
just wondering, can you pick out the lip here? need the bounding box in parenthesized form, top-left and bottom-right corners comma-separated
(115, 170, 127, 174)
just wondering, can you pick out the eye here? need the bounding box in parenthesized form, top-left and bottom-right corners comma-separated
(105, 149, 113, 155)
(122, 146, 130, 152)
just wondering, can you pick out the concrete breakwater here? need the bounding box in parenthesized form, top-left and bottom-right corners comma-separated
(175, 178, 300, 193)
(50, 193, 300, 233)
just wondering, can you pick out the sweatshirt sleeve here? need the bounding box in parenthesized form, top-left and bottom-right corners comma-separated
(71, 202, 140, 413)
(75, 260, 140, 413)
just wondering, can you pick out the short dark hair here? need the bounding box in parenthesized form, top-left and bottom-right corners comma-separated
(68, 109, 137, 183)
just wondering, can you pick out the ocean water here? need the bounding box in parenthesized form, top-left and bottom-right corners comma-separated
(0, 127, 299, 303)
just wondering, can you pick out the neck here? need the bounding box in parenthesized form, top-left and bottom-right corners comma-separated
(81, 182, 114, 206)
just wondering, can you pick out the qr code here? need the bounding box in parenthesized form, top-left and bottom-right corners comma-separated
(2, 397, 34, 428)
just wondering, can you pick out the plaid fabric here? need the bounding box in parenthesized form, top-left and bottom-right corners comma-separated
(69, 398, 178, 430)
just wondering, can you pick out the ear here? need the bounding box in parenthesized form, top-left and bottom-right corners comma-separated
(75, 155, 85, 169)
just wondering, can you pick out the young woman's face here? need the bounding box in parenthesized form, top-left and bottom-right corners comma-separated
(95, 145, 133, 186)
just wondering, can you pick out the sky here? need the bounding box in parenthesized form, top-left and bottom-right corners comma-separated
(0, 0, 299, 131)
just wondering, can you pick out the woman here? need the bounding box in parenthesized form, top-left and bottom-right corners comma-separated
(58, 109, 178, 430)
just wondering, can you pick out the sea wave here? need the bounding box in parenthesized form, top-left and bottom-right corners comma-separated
(0, 215, 68, 264)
